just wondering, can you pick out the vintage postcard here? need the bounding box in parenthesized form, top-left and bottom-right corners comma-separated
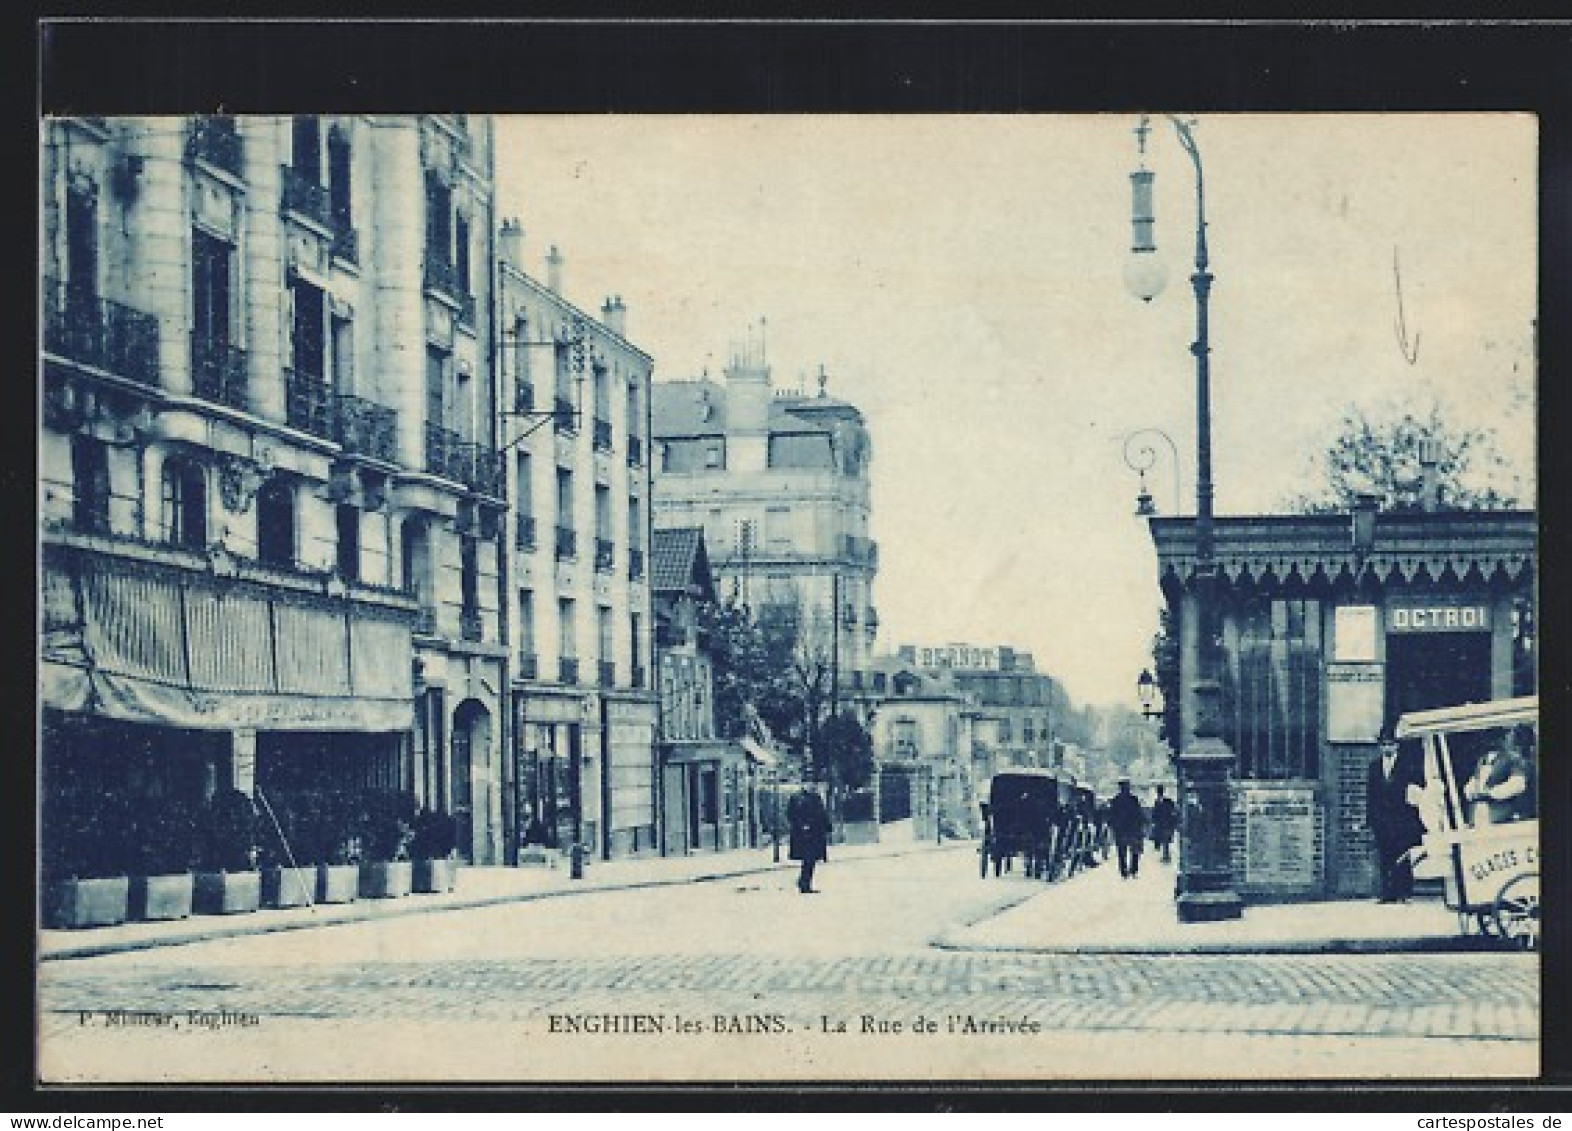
(36, 24, 1542, 1091)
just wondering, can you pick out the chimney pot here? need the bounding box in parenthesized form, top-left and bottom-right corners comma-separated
(546, 245, 563, 294)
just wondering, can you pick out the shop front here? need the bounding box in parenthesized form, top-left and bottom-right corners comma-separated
(1149, 508, 1535, 901)
(660, 740, 751, 856)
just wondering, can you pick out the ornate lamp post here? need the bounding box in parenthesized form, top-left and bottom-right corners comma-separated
(1125, 114, 1243, 922)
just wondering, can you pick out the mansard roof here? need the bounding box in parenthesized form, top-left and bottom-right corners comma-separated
(650, 526, 716, 599)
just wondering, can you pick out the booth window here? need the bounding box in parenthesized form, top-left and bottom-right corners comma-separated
(1222, 597, 1324, 780)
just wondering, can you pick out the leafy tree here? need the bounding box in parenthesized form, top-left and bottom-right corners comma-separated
(1151, 607, 1182, 758)
(815, 711, 875, 792)
(1284, 400, 1523, 513)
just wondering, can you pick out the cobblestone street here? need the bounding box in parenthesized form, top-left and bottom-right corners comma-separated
(38, 848, 1538, 1083)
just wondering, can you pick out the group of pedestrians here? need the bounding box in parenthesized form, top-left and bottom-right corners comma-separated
(1106, 779, 1179, 880)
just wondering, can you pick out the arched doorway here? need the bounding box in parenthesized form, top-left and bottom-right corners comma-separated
(451, 699, 491, 863)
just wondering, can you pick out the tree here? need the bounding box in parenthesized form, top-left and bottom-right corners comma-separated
(1284, 400, 1523, 514)
(1151, 607, 1182, 758)
(816, 712, 875, 792)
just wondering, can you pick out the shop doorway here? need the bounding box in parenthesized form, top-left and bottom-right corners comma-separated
(451, 699, 491, 863)
(1385, 631, 1492, 720)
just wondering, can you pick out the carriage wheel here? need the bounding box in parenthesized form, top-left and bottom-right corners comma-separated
(1493, 872, 1540, 950)
(979, 839, 991, 879)
(1475, 911, 1500, 938)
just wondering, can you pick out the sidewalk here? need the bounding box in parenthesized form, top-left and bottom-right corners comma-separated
(937, 850, 1500, 955)
(39, 835, 950, 963)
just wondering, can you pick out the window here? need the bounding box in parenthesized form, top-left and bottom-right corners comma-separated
(191, 228, 233, 351)
(292, 116, 322, 182)
(70, 435, 110, 534)
(330, 315, 353, 393)
(519, 589, 536, 659)
(455, 214, 471, 295)
(598, 606, 614, 665)
(460, 536, 479, 613)
(593, 363, 610, 418)
(161, 458, 207, 549)
(705, 443, 723, 469)
(556, 468, 574, 530)
(595, 485, 611, 543)
(559, 598, 577, 658)
(894, 719, 918, 759)
(1222, 598, 1324, 780)
(65, 180, 99, 302)
(256, 478, 295, 567)
(425, 171, 452, 265)
(735, 517, 757, 557)
(765, 506, 791, 547)
(554, 341, 575, 406)
(512, 314, 533, 404)
(515, 452, 534, 541)
(401, 518, 432, 608)
(425, 346, 447, 430)
(627, 497, 643, 552)
(630, 613, 643, 685)
(291, 276, 326, 379)
(335, 504, 360, 581)
(327, 125, 352, 229)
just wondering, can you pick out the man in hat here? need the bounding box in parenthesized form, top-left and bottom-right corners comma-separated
(1367, 722, 1425, 902)
(786, 782, 831, 894)
(1107, 778, 1147, 880)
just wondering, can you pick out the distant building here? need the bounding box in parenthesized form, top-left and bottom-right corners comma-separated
(40, 115, 510, 865)
(650, 338, 878, 700)
(496, 226, 658, 861)
(650, 527, 757, 855)
(894, 644, 1068, 775)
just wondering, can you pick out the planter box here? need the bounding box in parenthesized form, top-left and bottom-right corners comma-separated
(193, 870, 262, 915)
(413, 857, 457, 894)
(261, 866, 315, 909)
(129, 873, 193, 921)
(359, 859, 413, 899)
(44, 876, 130, 929)
(316, 863, 360, 904)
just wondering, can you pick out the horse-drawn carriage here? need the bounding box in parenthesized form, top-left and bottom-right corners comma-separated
(979, 770, 1104, 881)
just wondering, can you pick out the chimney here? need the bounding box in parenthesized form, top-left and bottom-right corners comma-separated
(1418, 436, 1441, 511)
(498, 217, 524, 272)
(601, 294, 627, 338)
(546, 245, 563, 294)
(1351, 492, 1379, 555)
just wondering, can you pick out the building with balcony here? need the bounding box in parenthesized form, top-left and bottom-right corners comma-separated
(651, 341, 878, 713)
(496, 225, 658, 861)
(40, 114, 509, 873)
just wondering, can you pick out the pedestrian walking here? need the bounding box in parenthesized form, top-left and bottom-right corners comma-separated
(1367, 722, 1425, 903)
(1149, 784, 1178, 864)
(786, 782, 831, 894)
(1107, 778, 1146, 879)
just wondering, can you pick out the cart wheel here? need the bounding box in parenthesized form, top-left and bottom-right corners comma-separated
(1493, 872, 1540, 950)
(1475, 911, 1500, 938)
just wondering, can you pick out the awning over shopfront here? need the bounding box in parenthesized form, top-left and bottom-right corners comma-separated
(42, 552, 414, 733)
(741, 737, 777, 766)
(661, 739, 743, 766)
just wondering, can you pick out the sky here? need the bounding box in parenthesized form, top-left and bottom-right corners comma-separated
(493, 114, 1537, 712)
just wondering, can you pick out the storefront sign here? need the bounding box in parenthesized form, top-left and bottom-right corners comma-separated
(1387, 603, 1491, 633)
(1241, 787, 1319, 887)
(916, 645, 999, 671)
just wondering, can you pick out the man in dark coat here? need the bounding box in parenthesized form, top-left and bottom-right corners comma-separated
(786, 783, 831, 894)
(1107, 778, 1147, 879)
(1367, 723, 1425, 902)
(1149, 784, 1179, 863)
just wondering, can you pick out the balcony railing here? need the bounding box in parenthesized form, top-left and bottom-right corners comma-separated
(627, 435, 644, 468)
(331, 222, 359, 265)
(424, 423, 504, 496)
(592, 418, 613, 452)
(559, 657, 579, 685)
(514, 380, 535, 413)
(285, 368, 334, 440)
(42, 280, 160, 387)
(594, 539, 615, 573)
(460, 607, 484, 642)
(335, 393, 398, 463)
(515, 515, 537, 551)
(598, 661, 616, 688)
(553, 397, 578, 435)
(281, 165, 332, 228)
(518, 653, 539, 680)
(190, 332, 249, 411)
(628, 548, 645, 582)
(186, 118, 243, 177)
(556, 526, 577, 561)
(423, 253, 462, 302)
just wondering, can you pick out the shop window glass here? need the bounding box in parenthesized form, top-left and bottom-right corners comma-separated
(1222, 597, 1324, 780)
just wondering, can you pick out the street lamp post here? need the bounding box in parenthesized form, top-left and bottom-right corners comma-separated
(1125, 114, 1243, 923)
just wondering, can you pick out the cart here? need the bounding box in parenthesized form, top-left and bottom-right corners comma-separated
(979, 770, 1061, 880)
(1396, 695, 1539, 949)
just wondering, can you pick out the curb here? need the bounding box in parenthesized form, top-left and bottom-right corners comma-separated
(41, 842, 965, 963)
(928, 932, 1515, 956)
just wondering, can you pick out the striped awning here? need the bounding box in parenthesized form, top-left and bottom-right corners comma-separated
(43, 556, 413, 732)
